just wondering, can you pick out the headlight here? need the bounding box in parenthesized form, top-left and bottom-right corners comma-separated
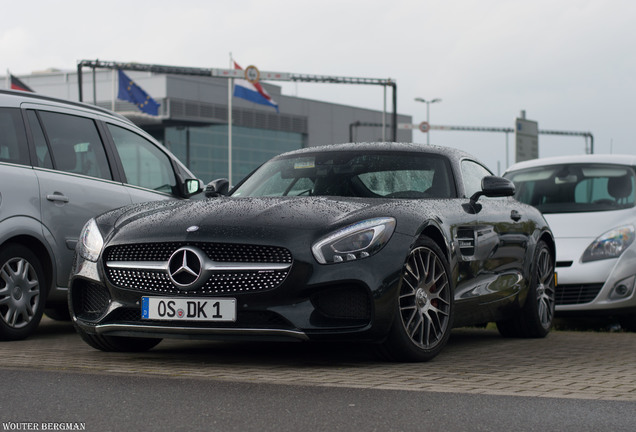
(312, 217, 396, 264)
(581, 225, 635, 262)
(78, 218, 104, 262)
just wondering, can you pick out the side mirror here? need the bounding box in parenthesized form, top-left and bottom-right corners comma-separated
(205, 178, 230, 198)
(185, 179, 203, 196)
(470, 176, 515, 203)
(175, 174, 203, 198)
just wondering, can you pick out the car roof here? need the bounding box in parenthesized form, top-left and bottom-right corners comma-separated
(505, 154, 636, 173)
(275, 142, 479, 161)
(0, 89, 132, 123)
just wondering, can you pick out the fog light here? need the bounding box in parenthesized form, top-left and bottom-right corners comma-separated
(615, 285, 629, 296)
(609, 276, 636, 300)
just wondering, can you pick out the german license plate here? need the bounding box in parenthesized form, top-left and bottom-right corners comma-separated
(141, 297, 236, 322)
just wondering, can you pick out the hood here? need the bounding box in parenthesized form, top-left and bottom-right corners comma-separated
(104, 196, 395, 245)
(544, 207, 636, 239)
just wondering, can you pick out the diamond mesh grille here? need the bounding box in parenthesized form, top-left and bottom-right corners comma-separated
(106, 242, 292, 263)
(104, 242, 292, 296)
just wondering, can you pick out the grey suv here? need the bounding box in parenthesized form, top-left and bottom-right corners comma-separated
(0, 89, 201, 340)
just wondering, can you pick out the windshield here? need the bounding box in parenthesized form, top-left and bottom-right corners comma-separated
(232, 151, 456, 199)
(505, 163, 636, 213)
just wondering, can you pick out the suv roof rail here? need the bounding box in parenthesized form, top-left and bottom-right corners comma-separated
(0, 89, 132, 123)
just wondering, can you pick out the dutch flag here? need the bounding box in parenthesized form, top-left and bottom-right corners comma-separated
(233, 62, 279, 113)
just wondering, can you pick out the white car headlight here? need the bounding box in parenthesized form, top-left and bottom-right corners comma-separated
(78, 218, 104, 262)
(581, 225, 635, 262)
(312, 217, 396, 264)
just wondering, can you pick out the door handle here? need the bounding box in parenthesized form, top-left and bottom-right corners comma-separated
(46, 193, 69, 203)
(510, 210, 521, 221)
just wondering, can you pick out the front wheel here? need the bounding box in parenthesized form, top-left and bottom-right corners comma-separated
(0, 244, 47, 340)
(497, 240, 555, 338)
(381, 237, 453, 362)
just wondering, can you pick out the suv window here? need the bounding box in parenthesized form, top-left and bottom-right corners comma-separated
(34, 110, 112, 180)
(27, 110, 53, 168)
(0, 108, 29, 165)
(107, 124, 176, 193)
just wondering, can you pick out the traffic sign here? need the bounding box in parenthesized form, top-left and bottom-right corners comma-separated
(244, 65, 260, 83)
(419, 121, 430, 133)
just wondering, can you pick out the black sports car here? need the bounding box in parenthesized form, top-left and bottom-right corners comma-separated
(69, 143, 556, 361)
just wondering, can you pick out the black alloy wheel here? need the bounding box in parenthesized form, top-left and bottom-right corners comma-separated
(382, 237, 453, 362)
(497, 240, 555, 338)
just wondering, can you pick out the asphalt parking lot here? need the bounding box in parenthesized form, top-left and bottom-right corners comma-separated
(2, 317, 636, 402)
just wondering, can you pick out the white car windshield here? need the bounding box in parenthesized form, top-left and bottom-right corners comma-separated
(505, 163, 636, 213)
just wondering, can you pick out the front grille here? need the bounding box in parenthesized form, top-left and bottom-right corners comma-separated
(556, 283, 603, 305)
(106, 242, 292, 264)
(104, 242, 292, 296)
(73, 281, 110, 321)
(107, 268, 289, 295)
(312, 286, 371, 320)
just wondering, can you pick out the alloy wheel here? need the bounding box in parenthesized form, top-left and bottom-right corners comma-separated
(535, 247, 555, 330)
(399, 246, 451, 349)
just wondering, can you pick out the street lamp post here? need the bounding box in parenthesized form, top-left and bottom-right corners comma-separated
(414, 97, 442, 144)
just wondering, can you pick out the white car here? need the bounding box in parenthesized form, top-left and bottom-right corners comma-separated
(505, 154, 636, 331)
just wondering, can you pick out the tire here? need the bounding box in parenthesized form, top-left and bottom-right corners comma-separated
(76, 326, 161, 352)
(496, 240, 555, 338)
(0, 244, 47, 340)
(381, 237, 454, 362)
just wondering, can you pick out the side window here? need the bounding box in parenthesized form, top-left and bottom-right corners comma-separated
(107, 124, 176, 193)
(37, 111, 112, 180)
(27, 110, 53, 168)
(0, 108, 29, 165)
(461, 160, 492, 198)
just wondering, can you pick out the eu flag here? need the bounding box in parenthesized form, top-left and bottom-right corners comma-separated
(117, 70, 160, 116)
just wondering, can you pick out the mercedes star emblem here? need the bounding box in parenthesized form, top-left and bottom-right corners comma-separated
(168, 247, 205, 289)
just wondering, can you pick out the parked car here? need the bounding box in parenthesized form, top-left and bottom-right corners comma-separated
(69, 142, 555, 362)
(0, 89, 201, 340)
(505, 154, 636, 330)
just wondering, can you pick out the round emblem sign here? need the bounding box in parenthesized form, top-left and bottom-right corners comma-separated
(244, 65, 260, 84)
(419, 121, 430, 133)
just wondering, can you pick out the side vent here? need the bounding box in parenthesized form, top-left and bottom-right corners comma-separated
(457, 228, 475, 256)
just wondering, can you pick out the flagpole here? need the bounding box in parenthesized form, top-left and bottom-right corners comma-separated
(228, 52, 233, 186)
(111, 70, 116, 111)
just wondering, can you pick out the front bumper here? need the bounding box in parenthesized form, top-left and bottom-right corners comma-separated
(69, 234, 411, 343)
(555, 241, 636, 314)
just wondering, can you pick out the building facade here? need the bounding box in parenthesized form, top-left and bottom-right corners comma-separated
(5, 68, 412, 185)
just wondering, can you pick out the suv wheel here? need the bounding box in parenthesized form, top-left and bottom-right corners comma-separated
(0, 244, 46, 340)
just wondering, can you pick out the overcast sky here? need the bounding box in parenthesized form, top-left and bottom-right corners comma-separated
(2, 0, 634, 173)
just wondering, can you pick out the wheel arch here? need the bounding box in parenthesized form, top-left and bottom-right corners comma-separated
(539, 230, 556, 265)
(418, 223, 450, 262)
(1, 234, 55, 296)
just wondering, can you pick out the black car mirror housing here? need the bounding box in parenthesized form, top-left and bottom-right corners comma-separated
(470, 176, 516, 203)
(205, 178, 230, 198)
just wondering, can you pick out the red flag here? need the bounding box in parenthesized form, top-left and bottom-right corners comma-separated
(10, 74, 33, 92)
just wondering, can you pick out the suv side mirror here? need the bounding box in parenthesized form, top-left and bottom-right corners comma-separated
(185, 179, 203, 196)
(470, 176, 515, 203)
(205, 178, 230, 198)
(175, 174, 203, 198)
